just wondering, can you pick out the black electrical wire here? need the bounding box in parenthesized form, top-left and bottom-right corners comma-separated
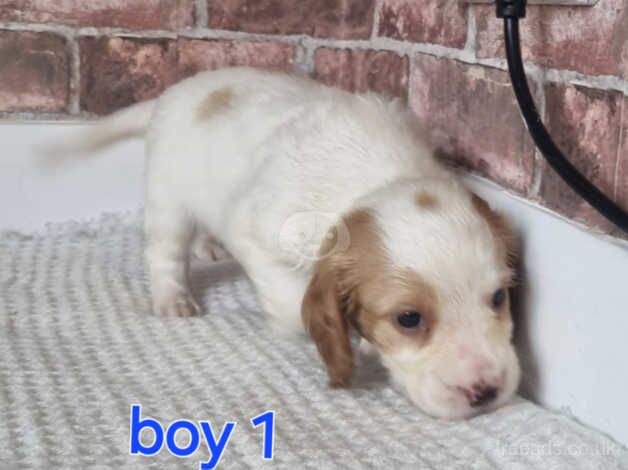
(496, 0, 628, 234)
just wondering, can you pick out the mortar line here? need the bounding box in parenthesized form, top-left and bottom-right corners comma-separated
(463, 6, 477, 57)
(370, 0, 382, 40)
(613, 97, 625, 201)
(2, 20, 628, 94)
(67, 35, 81, 115)
(528, 67, 548, 199)
(292, 39, 312, 75)
(194, 0, 209, 29)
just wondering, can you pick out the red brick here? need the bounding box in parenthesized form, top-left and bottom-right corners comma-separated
(207, 0, 375, 39)
(475, 1, 628, 79)
(409, 54, 535, 193)
(80, 37, 177, 115)
(617, 98, 628, 229)
(79, 37, 296, 115)
(378, 0, 468, 48)
(177, 39, 294, 79)
(313, 48, 408, 99)
(0, 0, 195, 30)
(0, 31, 68, 112)
(539, 84, 624, 234)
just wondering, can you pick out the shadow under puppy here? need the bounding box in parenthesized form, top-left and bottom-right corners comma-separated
(50, 67, 521, 420)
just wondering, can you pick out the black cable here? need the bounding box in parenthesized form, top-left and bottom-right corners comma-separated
(496, 0, 628, 234)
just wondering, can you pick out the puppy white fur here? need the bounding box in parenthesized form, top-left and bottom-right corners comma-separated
(53, 67, 520, 419)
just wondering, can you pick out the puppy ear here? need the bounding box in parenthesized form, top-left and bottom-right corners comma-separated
(302, 256, 354, 388)
(471, 193, 519, 267)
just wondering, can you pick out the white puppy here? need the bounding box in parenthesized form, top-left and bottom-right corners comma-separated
(54, 67, 520, 419)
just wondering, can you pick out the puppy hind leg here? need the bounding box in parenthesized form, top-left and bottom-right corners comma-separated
(190, 228, 229, 262)
(144, 201, 200, 316)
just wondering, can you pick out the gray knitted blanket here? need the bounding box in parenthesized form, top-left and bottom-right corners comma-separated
(1, 212, 626, 469)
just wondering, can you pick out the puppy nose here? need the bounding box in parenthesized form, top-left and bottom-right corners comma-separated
(467, 384, 498, 408)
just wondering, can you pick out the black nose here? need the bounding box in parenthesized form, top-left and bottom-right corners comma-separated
(469, 385, 498, 408)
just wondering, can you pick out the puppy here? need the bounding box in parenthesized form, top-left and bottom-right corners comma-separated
(53, 67, 520, 419)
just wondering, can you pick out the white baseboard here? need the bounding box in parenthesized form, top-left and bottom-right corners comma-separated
(0, 121, 144, 231)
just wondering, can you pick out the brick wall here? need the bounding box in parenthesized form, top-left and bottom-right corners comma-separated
(1, 0, 626, 238)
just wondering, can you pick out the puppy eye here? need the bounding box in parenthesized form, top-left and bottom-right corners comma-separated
(397, 311, 423, 329)
(492, 288, 507, 309)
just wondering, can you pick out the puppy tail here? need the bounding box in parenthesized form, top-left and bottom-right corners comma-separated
(40, 99, 156, 167)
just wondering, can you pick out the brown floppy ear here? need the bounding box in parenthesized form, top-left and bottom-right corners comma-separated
(471, 193, 519, 268)
(302, 255, 354, 388)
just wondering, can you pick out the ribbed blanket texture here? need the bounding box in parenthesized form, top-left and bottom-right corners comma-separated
(1, 213, 626, 469)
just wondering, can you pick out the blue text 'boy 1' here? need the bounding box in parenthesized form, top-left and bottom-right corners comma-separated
(129, 404, 275, 469)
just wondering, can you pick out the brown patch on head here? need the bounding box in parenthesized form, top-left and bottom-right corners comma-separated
(197, 87, 233, 120)
(415, 191, 438, 209)
(471, 193, 518, 269)
(356, 268, 438, 352)
(302, 209, 439, 387)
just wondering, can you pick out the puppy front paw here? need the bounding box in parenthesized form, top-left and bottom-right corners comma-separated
(154, 291, 202, 317)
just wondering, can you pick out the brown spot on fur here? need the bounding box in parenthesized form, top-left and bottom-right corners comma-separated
(197, 87, 233, 120)
(301, 209, 439, 387)
(415, 191, 438, 209)
(471, 193, 518, 269)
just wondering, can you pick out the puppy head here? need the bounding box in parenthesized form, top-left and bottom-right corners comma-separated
(301, 179, 520, 419)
